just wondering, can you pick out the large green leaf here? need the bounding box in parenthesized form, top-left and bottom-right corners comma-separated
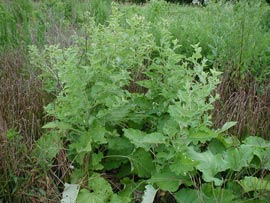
(149, 168, 189, 192)
(242, 136, 270, 169)
(169, 152, 199, 176)
(223, 145, 254, 171)
(77, 174, 114, 203)
(187, 147, 228, 186)
(88, 173, 114, 196)
(130, 148, 155, 178)
(243, 136, 270, 148)
(103, 137, 134, 170)
(124, 129, 166, 151)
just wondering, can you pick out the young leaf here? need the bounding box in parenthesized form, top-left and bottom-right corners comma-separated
(42, 121, 72, 131)
(216, 121, 237, 134)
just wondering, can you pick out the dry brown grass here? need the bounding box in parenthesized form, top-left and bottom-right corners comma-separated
(213, 71, 270, 140)
(0, 133, 61, 202)
(0, 49, 51, 142)
(0, 49, 62, 202)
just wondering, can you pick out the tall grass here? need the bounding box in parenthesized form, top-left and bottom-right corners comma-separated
(90, 0, 112, 24)
(0, 0, 45, 49)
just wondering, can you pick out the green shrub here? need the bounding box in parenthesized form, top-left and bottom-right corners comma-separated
(30, 4, 270, 202)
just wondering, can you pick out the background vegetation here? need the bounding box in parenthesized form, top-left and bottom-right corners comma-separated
(1, 0, 270, 202)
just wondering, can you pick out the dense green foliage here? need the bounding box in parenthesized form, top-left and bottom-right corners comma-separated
(2, 0, 270, 202)
(122, 0, 270, 137)
(131, 0, 270, 86)
(29, 3, 270, 202)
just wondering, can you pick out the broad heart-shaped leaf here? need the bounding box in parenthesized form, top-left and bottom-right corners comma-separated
(238, 176, 270, 193)
(242, 136, 270, 169)
(141, 185, 158, 203)
(61, 183, 80, 203)
(187, 147, 228, 186)
(242, 136, 270, 148)
(187, 125, 218, 144)
(149, 168, 190, 192)
(124, 129, 166, 151)
(77, 173, 114, 203)
(169, 152, 199, 175)
(130, 148, 155, 178)
(223, 145, 254, 171)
